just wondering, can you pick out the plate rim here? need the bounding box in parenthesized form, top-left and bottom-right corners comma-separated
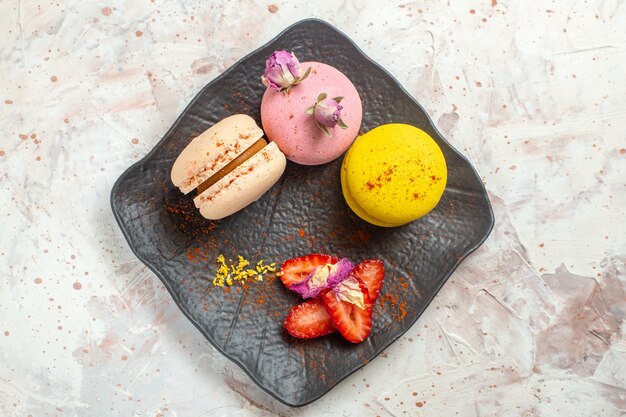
(110, 17, 495, 407)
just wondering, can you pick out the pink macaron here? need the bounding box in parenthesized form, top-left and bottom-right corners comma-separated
(261, 62, 363, 165)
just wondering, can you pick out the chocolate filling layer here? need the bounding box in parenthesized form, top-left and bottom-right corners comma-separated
(196, 138, 267, 196)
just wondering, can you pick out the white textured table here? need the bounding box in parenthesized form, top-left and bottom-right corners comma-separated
(1, 1, 625, 416)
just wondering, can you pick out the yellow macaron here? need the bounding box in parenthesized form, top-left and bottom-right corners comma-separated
(340, 124, 447, 227)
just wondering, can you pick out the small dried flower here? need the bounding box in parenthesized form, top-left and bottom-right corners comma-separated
(304, 93, 348, 138)
(261, 50, 311, 93)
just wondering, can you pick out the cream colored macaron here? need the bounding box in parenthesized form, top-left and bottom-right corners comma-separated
(171, 114, 286, 220)
(341, 124, 447, 227)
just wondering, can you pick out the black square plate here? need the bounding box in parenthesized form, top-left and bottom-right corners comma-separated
(110, 19, 494, 406)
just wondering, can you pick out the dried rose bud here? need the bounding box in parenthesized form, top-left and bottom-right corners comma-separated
(289, 258, 354, 299)
(304, 93, 349, 138)
(261, 50, 311, 93)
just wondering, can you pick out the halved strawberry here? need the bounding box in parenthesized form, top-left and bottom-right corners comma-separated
(280, 254, 339, 288)
(321, 277, 373, 343)
(284, 298, 336, 339)
(351, 259, 385, 303)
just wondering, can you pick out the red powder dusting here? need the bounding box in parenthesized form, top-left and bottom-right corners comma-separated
(267, 4, 278, 13)
(469, 9, 476, 14)
(415, 401, 424, 407)
(366, 165, 398, 190)
(298, 228, 306, 238)
(121, 355, 128, 360)
(131, 138, 139, 144)
(34, 278, 42, 284)
(475, 81, 482, 87)
(0, 151, 4, 157)
(50, 75, 58, 82)
(135, 30, 143, 37)
(620, 148, 625, 155)
(183, 225, 220, 264)
(73, 282, 82, 290)
(4, 99, 12, 104)
(163, 188, 218, 246)
(31, 133, 36, 139)
(355, 229, 372, 245)
(19, 134, 28, 140)
(101, 7, 112, 16)
(36, 156, 41, 161)
(398, 302, 407, 320)
(491, 0, 497, 6)
(378, 276, 411, 322)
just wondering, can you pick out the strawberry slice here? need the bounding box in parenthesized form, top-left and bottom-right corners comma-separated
(284, 298, 336, 339)
(351, 259, 385, 303)
(321, 277, 373, 343)
(280, 254, 339, 288)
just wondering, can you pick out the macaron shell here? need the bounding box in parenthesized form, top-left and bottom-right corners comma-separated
(341, 124, 447, 227)
(261, 62, 362, 165)
(193, 141, 286, 220)
(171, 114, 264, 194)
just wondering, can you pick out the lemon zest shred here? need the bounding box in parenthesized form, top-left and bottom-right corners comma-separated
(212, 254, 230, 287)
(211, 255, 278, 287)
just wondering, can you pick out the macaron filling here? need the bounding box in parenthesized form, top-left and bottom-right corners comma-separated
(196, 138, 267, 195)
